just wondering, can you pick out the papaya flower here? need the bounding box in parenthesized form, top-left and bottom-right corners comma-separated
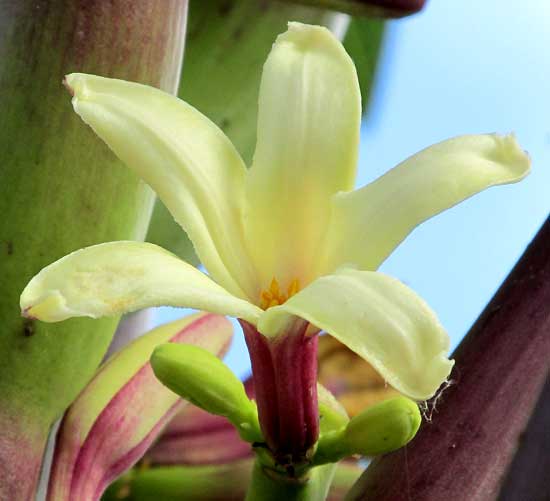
(21, 22, 530, 467)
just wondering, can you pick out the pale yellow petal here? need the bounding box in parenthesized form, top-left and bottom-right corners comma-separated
(244, 22, 361, 293)
(65, 73, 256, 299)
(317, 133, 531, 274)
(20, 242, 261, 325)
(258, 268, 453, 401)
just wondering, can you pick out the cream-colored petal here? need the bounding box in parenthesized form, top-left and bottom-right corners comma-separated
(65, 73, 256, 299)
(20, 242, 261, 325)
(317, 133, 531, 274)
(258, 268, 453, 401)
(244, 22, 361, 293)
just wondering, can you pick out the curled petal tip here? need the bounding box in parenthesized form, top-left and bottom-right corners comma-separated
(62, 75, 74, 97)
(493, 132, 531, 177)
(283, 21, 332, 42)
(63, 73, 88, 100)
(21, 306, 36, 320)
(20, 289, 73, 323)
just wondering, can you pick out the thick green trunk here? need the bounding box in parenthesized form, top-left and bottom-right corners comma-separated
(0, 1, 187, 498)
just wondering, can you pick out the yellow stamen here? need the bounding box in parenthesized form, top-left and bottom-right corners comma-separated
(287, 278, 300, 298)
(269, 277, 280, 297)
(259, 277, 301, 310)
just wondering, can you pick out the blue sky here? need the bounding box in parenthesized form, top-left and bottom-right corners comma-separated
(157, 0, 549, 378)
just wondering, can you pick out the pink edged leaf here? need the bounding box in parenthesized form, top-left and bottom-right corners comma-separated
(47, 312, 233, 501)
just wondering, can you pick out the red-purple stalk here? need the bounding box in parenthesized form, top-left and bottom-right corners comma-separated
(282, 0, 427, 17)
(240, 320, 319, 469)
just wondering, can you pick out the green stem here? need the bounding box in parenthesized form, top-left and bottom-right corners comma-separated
(246, 459, 336, 501)
(101, 459, 359, 501)
(103, 461, 252, 501)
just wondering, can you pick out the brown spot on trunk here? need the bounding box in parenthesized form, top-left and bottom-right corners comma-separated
(23, 319, 35, 337)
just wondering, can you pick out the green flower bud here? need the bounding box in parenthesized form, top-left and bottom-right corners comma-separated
(344, 396, 421, 456)
(151, 343, 262, 443)
(313, 397, 421, 464)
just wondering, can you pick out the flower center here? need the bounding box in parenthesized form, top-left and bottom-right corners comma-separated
(259, 277, 300, 310)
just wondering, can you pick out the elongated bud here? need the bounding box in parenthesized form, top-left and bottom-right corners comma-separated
(345, 397, 421, 454)
(47, 313, 232, 501)
(314, 397, 421, 464)
(151, 344, 262, 443)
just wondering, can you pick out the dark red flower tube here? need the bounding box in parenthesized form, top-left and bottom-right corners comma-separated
(240, 319, 319, 469)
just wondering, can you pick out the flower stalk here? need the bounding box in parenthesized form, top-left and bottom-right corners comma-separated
(245, 460, 336, 501)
